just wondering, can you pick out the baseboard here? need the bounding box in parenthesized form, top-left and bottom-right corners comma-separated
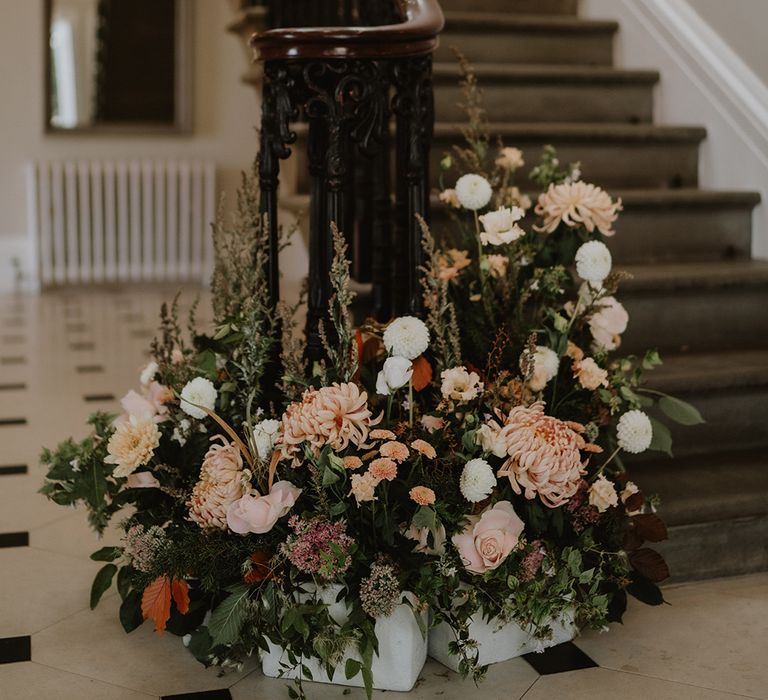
(582, 0, 768, 259)
(0, 234, 38, 294)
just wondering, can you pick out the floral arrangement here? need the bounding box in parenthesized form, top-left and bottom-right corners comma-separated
(40, 64, 702, 699)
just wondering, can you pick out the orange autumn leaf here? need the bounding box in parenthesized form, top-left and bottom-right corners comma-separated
(141, 576, 171, 634)
(412, 355, 432, 392)
(171, 578, 190, 614)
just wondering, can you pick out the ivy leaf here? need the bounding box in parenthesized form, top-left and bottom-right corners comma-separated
(90, 563, 117, 609)
(345, 658, 362, 680)
(141, 575, 172, 634)
(412, 355, 433, 392)
(411, 506, 437, 531)
(658, 396, 705, 426)
(90, 546, 122, 562)
(648, 417, 673, 456)
(208, 585, 250, 646)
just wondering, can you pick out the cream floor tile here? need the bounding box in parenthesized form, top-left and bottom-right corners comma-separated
(0, 474, 76, 532)
(29, 509, 127, 560)
(230, 657, 539, 700)
(0, 662, 154, 700)
(522, 667, 753, 700)
(0, 547, 101, 636)
(576, 585, 768, 699)
(677, 573, 768, 601)
(32, 594, 256, 697)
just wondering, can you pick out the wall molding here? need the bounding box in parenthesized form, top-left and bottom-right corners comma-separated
(582, 0, 768, 258)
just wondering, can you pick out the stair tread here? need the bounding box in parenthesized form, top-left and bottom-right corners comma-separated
(615, 189, 761, 207)
(443, 11, 618, 32)
(620, 260, 768, 291)
(434, 121, 707, 142)
(432, 63, 660, 84)
(636, 449, 768, 526)
(647, 349, 768, 393)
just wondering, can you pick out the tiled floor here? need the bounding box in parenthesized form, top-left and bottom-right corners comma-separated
(1, 286, 766, 700)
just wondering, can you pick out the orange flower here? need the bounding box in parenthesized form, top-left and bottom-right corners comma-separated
(369, 457, 398, 481)
(342, 456, 363, 470)
(411, 439, 436, 459)
(380, 440, 409, 463)
(244, 551, 274, 583)
(370, 429, 397, 441)
(410, 486, 436, 506)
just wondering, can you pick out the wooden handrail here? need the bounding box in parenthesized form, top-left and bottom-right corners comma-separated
(250, 0, 445, 61)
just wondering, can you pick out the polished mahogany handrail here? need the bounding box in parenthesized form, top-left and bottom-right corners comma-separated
(250, 0, 445, 61)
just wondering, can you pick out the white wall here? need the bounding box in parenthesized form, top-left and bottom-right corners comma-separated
(583, 0, 768, 259)
(686, 0, 768, 86)
(0, 0, 261, 290)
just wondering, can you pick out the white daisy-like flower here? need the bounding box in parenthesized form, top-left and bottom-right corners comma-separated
(383, 316, 430, 360)
(455, 173, 493, 211)
(479, 206, 526, 246)
(139, 361, 158, 386)
(617, 410, 653, 453)
(527, 346, 559, 392)
(575, 240, 612, 284)
(459, 458, 497, 503)
(252, 418, 281, 460)
(179, 377, 218, 419)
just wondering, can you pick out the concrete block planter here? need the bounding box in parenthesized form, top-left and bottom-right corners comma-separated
(428, 610, 576, 672)
(261, 584, 427, 692)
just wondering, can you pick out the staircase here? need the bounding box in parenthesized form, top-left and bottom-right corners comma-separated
(229, 0, 768, 580)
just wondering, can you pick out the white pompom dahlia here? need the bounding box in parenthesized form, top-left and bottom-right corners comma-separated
(575, 240, 612, 284)
(455, 173, 493, 211)
(617, 410, 653, 453)
(459, 458, 497, 503)
(383, 316, 430, 360)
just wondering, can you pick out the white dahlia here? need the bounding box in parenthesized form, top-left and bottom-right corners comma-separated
(180, 377, 218, 419)
(459, 458, 497, 503)
(617, 410, 653, 454)
(455, 173, 493, 211)
(479, 206, 526, 246)
(383, 316, 430, 360)
(575, 240, 612, 284)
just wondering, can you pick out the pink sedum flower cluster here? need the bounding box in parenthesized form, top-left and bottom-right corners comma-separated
(283, 516, 355, 579)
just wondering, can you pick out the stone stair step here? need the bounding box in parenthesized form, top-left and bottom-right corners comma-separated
(433, 63, 658, 123)
(634, 449, 768, 581)
(280, 188, 758, 265)
(637, 449, 768, 527)
(423, 189, 758, 264)
(619, 260, 768, 353)
(439, 0, 579, 15)
(439, 12, 617, 65)
(639, 350, 768, 456)
(433, 122, 705, 189)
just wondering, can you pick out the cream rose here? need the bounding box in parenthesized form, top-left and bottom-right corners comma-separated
(440, 366, 483, 402)
(479, 206, 526, 246)
(376, 356, 413, 395)
(573, 357, 609, 390)
(452, 501, 524, 574)
(588, 476, 618, 513)
(404, 523, 447, 556)
(475, 421, 507, 458)
(589, 296, 629, 351)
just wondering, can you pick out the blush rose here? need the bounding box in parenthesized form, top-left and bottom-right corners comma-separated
(451, 501, 524, 574)
(227, 481, 302, 535)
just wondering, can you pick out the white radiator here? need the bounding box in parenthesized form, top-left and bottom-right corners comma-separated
(26, 160, 216, 286)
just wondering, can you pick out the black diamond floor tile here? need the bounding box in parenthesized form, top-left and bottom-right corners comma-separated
(161, 690, 232, 700)
(0, 465, 27, 475)
(0, 532, 29, 548)
(0, 636, 31, 664)
(522, 641, 598, 675)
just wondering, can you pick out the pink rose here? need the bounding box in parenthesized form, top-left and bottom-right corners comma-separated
(451, 501, 524, 574)
(115, 382, 172, 425)
(227, 481, 301, 535)
(126, 471, 160, 489)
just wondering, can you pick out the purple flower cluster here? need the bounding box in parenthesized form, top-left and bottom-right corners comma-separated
(283, 516, 354, 579)
(519, 540, 546, 582)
